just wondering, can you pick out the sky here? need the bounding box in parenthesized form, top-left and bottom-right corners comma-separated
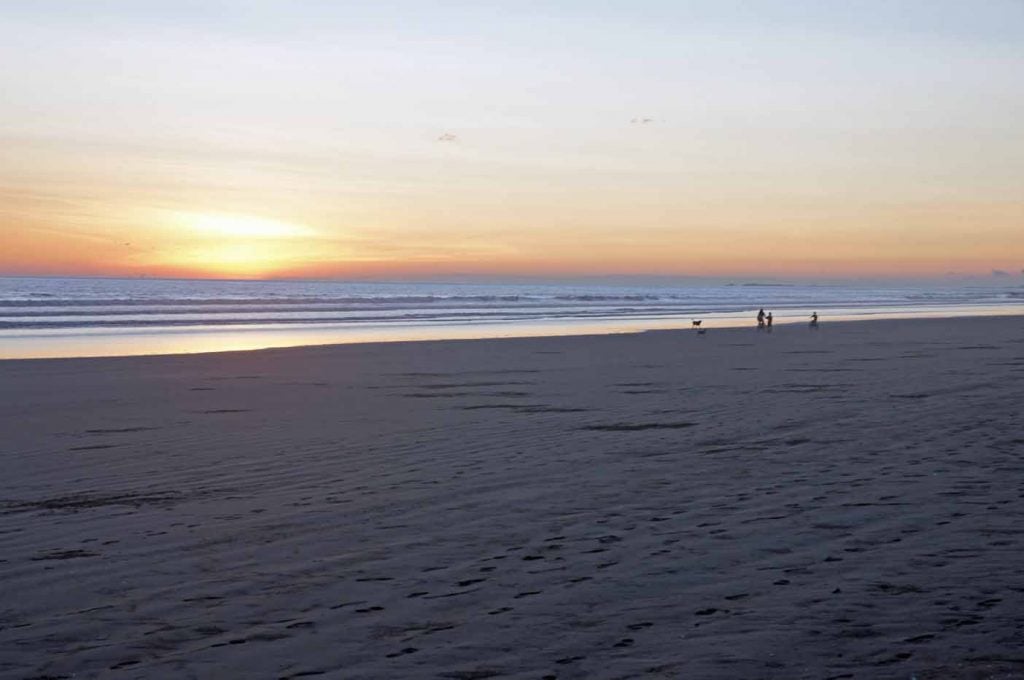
(0, 0, 1022, 280)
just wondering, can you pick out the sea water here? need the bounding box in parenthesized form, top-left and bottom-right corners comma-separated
(1, 276, 1021, 359)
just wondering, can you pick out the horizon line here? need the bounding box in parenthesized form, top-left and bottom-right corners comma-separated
(1, 272, 1021, 285)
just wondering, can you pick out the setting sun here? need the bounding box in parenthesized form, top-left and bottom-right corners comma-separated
(142, 212, 328, 278)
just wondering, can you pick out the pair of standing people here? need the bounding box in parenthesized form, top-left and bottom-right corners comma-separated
(757, 308, 773, 330)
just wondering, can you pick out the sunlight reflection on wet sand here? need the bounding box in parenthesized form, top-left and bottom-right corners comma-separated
(1, 305, 1021, 360)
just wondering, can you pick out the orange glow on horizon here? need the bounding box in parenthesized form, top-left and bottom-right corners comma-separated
(3, 197, 1022, 281)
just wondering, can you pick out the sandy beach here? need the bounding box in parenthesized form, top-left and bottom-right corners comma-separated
(2, 316, 1023, 680)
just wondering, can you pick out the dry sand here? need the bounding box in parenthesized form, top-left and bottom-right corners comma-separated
(1, 316, 1023, 680)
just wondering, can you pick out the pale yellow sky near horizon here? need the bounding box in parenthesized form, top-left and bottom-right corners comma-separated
(1, 1, 1022, 280)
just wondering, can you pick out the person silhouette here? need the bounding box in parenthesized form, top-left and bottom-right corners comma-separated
(766, 312, 773, 330)
(757, 308, 766, 329)
(810, 312, 819, 329)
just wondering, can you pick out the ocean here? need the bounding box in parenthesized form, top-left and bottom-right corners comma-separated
(1, 276, 1021, 359)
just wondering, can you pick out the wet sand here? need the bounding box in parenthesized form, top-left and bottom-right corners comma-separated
(1, 316, 1023, 679)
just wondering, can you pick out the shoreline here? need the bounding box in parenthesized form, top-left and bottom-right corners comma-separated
(2, 304, 1022, 361)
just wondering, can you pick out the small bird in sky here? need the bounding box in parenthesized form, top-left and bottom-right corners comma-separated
(630, 117, 655, 124)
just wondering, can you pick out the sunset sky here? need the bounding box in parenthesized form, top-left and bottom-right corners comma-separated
(1, 1, 1021, 280)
